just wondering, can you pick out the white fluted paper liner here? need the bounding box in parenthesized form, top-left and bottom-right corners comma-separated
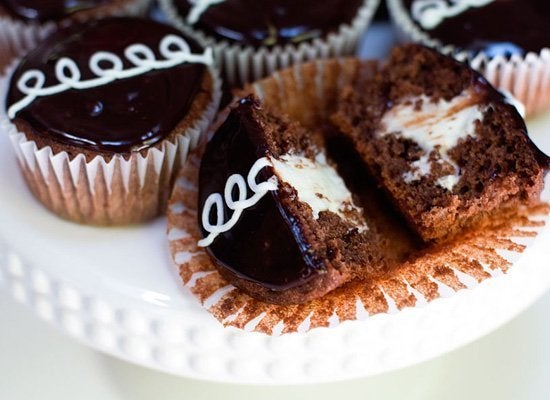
(0, 0, 151, 72)
(0, 61, 221, 225)
(159, 0, 380, 85)
(386, 0, 550, 117)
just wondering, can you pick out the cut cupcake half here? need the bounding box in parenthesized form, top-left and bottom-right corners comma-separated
(333, 44, 548, 242)
(198, 96, 384, 304)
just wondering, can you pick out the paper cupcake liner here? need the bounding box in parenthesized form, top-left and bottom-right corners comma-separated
(0, 61, 222, 225)
(386, 0, 550, 118)
(158, 0, 380, 85)
(0, 0, 151, 73)
(167, 58, 550, 335)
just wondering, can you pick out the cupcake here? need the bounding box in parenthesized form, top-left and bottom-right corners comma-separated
(387, 0, 550, 117)
(1, 17, 220, 225)
(0, 0, 151, 71)
(159, 0, 380, 85)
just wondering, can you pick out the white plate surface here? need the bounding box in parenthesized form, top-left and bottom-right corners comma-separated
(1, 26, 550, 384)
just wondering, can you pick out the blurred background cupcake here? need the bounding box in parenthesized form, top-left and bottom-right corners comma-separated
(387, 0, 550, 117)
(159, 0, 380, 85)
(0, 17, 220, 225)
(0, 0, 151, 72)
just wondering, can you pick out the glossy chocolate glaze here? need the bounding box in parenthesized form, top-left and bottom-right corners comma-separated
(404, 0, 550, 56)
(198, 98, 323, 290)
(7, 18, 207, 154)
(175, 0, 364, 47)
(0, 0, 109, 22)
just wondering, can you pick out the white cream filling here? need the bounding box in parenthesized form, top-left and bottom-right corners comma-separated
(402, 154, 432, 183)
(379, 89, 484, 191)
(270, 152, 367, 229)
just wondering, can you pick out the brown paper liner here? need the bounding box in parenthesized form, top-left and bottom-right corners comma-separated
(167, 59, 549, 335)
(386, 0, 550, 118)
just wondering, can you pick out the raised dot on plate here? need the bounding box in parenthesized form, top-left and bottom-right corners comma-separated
(227, 330, 266, 353)
(153, 318, 187, 343)
(154, 348, 187, 370)
(190, 353, 226, 376)
(122, 310, 150, 336)
(94, 327, 117, 349)
(189, 325, 222, 349)
(62, 312, 84, 336)
(305, 330, 339, 352)
(343, 328, 372, 348)
(227, 358, 264, 379)
(7, 253, 25, 277)
(57, 285, 82, 311)
(31, 270, 51, 294)
(267, 358, 303, 381)
(267, 334, 301, 354)
(342, 353, 372, 373)
(123, 337, 151, 361)
(91, 300, 115, 324)
(11, 281, 28, 304)
(34, 297, 55, 321)
(304, 358, 338, 379)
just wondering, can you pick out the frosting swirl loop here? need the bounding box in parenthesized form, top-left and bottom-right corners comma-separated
(9, 34, 213, 119)
(199, 157, 278, 247)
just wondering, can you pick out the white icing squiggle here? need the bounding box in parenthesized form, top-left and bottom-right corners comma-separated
(186, 0, 226, 24)
(380, 90, 484, 191)
(411, 0, 495, 30)
(198, 157, 278, 247)
(8, 34, 213, 119)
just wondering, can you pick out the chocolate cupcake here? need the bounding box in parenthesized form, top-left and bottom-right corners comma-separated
(0, 0, 150, 72)
(159, 0, 380, 85)
(387, 0, 550, 117)
(1, 17, 220, 225)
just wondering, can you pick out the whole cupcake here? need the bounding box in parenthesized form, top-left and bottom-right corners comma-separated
(0, 0, 151, 71)
(1, 17, 220, 225)
(159, 0, 380, 85)
(387, 0, 550, 117)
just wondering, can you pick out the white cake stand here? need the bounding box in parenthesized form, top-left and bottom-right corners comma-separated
(1, 24, 549, 383)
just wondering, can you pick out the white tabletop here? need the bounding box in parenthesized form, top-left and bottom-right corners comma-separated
(1, 290, 548, 399)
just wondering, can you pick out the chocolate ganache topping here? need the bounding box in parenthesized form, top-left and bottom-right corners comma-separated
(0, 0, 109, 22)
(175, 0, 364, 47)
(7, 17, 209, 154)
(405, 0, 550, 56)
(198, 98, 324, 291)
